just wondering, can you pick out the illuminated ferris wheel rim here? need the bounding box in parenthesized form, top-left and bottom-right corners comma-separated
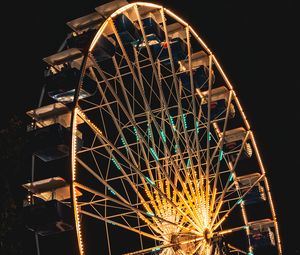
(69, 2, 282, 255)
(89, 2, 212, 55)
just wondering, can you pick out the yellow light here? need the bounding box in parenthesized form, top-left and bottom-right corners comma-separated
(90, 2, 163, 51)
(71, 108, 84, 255)
(89, 19, 110, 52)
(233, 91, 251, 130)
(136, 2, 161, 8)
(110, 3, 135, 17)
(189, 27, 212, 54)
(211, 55, 232, 90)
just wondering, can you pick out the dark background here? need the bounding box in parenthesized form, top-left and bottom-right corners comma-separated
(1, 0, 298, 254)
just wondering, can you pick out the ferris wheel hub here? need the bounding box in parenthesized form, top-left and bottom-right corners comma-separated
(203, 228, 212, 243)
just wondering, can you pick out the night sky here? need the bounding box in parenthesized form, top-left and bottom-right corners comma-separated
(2, 0, 298, 254)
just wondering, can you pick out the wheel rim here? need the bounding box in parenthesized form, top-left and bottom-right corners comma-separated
(69, 2, 282, 255)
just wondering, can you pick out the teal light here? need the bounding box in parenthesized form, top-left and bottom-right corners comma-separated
(147, 125, 152, 139)
(121, 137, 126, 146)
(150, 147, 159, 161)
(237, 198, 243, 204)
(183, 113, 188, 129)
(146, 211, 154, 217)
(121, 137, 128, 151)
(160, 130, 167, 143)
(208, 132, 212, 141)
(247, 253, 253, 255)
(186, 159, 190, 168)
(169, 115, 176, 130)
(196, 120, 199, 134)
(229, 173, 234, 182)
(133, 127, 139, 141)
(145, 176, 155, 186)
(108, 188, 116, 195)
(151, 247, 161, 252)
(112, 157, 121, 170)
(174, 144, 178, 153)
(219, 150, 224, 161)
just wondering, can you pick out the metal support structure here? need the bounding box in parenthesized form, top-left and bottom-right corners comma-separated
(25, 2, 282, 255)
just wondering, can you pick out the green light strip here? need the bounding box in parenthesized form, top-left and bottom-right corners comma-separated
(169, 115, 176, 131)
(133, 127, 139, 141)
(145, 176, 155, 186)
(121, 137, 128, 151)
(147, 125, 152, 139)
(186, 159, 190, 168)
(183, 113, 188, 129)
(150, 147, 159, 161)
(112, 157, 121, 170)
(160, 130, 167, 143)
(219, 150, 224, 161)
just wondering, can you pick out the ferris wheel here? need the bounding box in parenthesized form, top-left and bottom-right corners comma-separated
(23, 1, 282, 255)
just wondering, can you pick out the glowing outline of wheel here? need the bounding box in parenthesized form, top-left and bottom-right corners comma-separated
(69, 2, 282, 254)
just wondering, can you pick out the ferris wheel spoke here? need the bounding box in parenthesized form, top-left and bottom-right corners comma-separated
(188, 240, 206, 255)
(160, 9, 200, 201)
(104, 218, 112, 255)
(88, 65, 140, 169)
(214, 224, 250, 237)
(209, 130, 251, 226)
(76, 157, 130, 205)
(227, 244, 248, 254)
(193, 109, 207, 183)
(114, 55, 171, 218)
(208, 91, 233, 168)
(78, 109, 203, 230)
(122, 244, 172, 255)
(76, 111, 157, 217)
(132, 47, 167, 201)
(203, 54, 215, 214)
(109, 16, 204, 226)
(75, 181, 195, 234)
(133, 19, 202, 226)
(123, 235, 205, 255)
(133, 7, 190, 184)
(89, 57, 156, 177)
(212, 173, 264, 232)
(84, 63, 185, 219)
(186, 26, 206, 197)
(91, 56, 155, 171)
(209, 91, 233, 213)
(159, 9, 201, 204)
(80, 209, 165, 242)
